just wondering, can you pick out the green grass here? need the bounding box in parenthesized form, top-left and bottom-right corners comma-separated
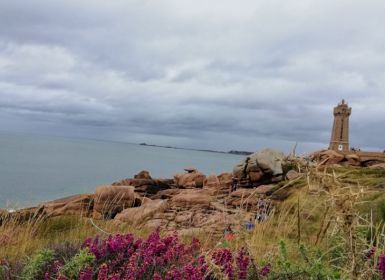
(0, 165, 384, 279)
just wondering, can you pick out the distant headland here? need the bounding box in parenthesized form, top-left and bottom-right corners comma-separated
(139, 142, 253, 155)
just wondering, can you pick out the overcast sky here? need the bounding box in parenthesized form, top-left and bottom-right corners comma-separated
(0, 0, 384, 153)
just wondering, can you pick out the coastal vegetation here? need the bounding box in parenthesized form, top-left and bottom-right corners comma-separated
(1, 166, 385, 279)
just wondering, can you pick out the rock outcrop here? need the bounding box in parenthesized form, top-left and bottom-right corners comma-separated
(93, 185, 139, 219)
(312, 150, 345, 165)
(114, 199, 168, 226)
(170, 189, 214, 209)
(203, 173, 233, 196)
(311, 150, 385, 167)
(174, 169, 206, 189)
(42, 194, 93, 217)
(286, 170, 300, 181)
(369, 163, 385, 169)
(112, 170, 174, 198)
(1, 153, 305, 235)
(227, 185, 275, 208)
(233, 148, 285, 187)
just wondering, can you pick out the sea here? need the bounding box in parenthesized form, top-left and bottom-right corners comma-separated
(0, 133, 244, 208)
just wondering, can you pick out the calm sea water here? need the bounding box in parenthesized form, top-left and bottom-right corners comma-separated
(0, 134, 244, 208)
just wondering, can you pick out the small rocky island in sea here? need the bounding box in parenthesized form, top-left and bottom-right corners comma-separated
(140, 142, 253, 155)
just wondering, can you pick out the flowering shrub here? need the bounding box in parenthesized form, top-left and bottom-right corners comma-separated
(22, 249, 54, 280)
(81, 229, 205, 280)
(14, 230, 385, 279)
(379, 253, 385, 280)
(34, 229, 269, 280)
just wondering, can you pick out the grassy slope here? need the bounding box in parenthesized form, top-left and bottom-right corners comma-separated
(1, 166, 385, 275)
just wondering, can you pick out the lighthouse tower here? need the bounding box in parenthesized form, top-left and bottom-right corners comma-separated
(329, 99, 352, 152)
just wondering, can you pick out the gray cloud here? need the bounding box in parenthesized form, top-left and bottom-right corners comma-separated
(0, 0, 385, 153)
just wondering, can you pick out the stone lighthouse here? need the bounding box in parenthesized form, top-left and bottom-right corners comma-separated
(329, 99, 352, 152)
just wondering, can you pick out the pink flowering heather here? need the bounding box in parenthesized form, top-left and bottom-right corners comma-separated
(259, 264, 271, 277)
(41, 229, 256, 280)
(153, 272, 162, 280)
(82, 229, 205, 280)
(44, 260, 63, 280)
(379, 253, 385, 280)
(236, 248, 249, 280)
(212, 248, 234, 279)
(79, 267, 93, 280)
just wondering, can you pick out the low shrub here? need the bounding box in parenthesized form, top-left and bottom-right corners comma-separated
(21, 249, 54, 280)
(36, 229, 260, 280)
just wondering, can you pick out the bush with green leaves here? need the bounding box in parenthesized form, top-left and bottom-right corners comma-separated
(59, 248, 95, 280)
(264, 241, 342, 280)
(21, 249, 54, 280)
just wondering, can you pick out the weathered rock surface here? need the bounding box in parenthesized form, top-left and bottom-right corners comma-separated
(113, 178, 173, 197)
(42, 194, 93, 217)
(233, 148, 285, 186)
(312, 150, 385, 167)
(217, 172, 233, 194)
(115, 199, 168, 226)
(313, 150, 345, 165)
(0, 206, 44, 223)
(151, 189, 181, 199)
(203, 173, 233, 196)
(170, 189, 214, 209)
(93, 185, 139, 219)
(227, 185, 275, 207)
(345, 154, 361, 166)
(286, 170, 300, 180)
(134, 170, 152, 179)
(112, 171, 174, 197)
(174, 170, 206, 189)
(203, 174, 220, 189)
(369, 163, 385, 169)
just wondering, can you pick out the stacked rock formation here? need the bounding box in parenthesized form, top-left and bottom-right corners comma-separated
(233, 148, 286, 188)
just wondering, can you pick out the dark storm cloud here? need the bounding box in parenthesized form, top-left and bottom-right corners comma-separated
(1, 0, 385, 152)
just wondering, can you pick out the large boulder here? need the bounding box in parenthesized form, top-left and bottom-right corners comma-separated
(151, 189, 182, 199)
(191, 211, 240, 233)
(227, 188, 261, 206)
(217, 172, 233, 194)
(312, 150, 345, 165)
(203, 173, 233, 196)
(203, 174, 220, 189)
(252, 149, 285, 175)
(286, 170, 300, 180)
(369, 163, 385, 169)
(93, 185, 139, 219)
(174, 170, 206, 189)
(114, 199, 168, 226)
(233, 148, 285, 185)
(134, 170, 152, 179)
(112, 170, 173, 197)
(170, 189, 214, 209)
(42, 194, 93, 217)
(2, 206, 45, 223)
(345, 154, 361, 166)
(227, 185, 274, 208)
